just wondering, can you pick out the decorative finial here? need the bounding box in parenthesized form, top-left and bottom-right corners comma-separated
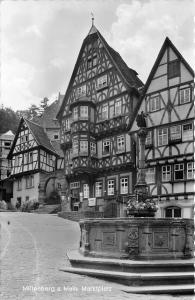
(91, 12, 94, 26)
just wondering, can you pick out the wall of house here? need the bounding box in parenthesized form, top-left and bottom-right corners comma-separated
(12, 173, 40, 206)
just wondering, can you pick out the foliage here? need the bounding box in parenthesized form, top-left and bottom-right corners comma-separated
(0, 106, 20, 134)
(127, 197, 157, 211)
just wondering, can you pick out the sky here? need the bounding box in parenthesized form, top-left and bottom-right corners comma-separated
(1, 0, 194, 111)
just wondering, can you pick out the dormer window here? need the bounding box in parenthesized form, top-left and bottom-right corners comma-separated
(96, 75, 107, 90)
(168, 60, 180, 79)
(149, 95, 161, 112)
(76, 85, 86, 98)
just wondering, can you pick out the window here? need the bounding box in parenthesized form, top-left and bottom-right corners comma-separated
(115, 100, 122, 116)
(158, 128, 168, 146)
(117, 136, 125, 152)
(174, 163, 184, 180)
(168, 60, 180, 79)
(95, 181, 103, 197)
(107, 179, 115, 195)
(80, 140, 88, 154)
(70, 182, 80, 189)
(146, 168, 156, 183)
(120, 178, 128, 194)
(149, 96, 161, 112)
(26, 175, 34, 188)
(65, 119, 70, 131)
(182, 123, 193, 141)
(29, 152, 33, 163)
(76, 85, 86, 98)
(83, 184, 89, 198)
(102, 105, 108, 120)
(72, 139, 79, 155)
(103, 139, 111, 155)
(80, 106, 88, 119)
(165, 206, 181, 218)
(26, 196, 29, 202)
(17, 178, 22, 190)
(146, 131, 153, 146)
(179, 88, 191, 104)
(87, 54, 97, 69)
(97, 75, 107, 90)
(90, 142, 96, 155)
(73, 107, 79, 121)
(187, 162, 194, 179)
(54, 134, 59, 140)
(4, 141, 11, 149)
(162, 165, 171, 182)
(170, 125, 181, 141)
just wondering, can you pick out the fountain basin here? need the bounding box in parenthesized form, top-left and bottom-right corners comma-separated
(79, 217, 194, 260)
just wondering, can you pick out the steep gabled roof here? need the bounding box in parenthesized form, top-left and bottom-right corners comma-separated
(24, 119, 58, 154)
(57, 25, 143, 119)
(8, 118, 58, 159)
(143, 37, 194, 95)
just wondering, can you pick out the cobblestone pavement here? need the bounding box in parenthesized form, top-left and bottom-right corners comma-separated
(0, 212, 193, 300)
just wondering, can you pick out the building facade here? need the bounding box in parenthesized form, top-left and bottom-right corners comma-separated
(130, 37, 194, 219)
(57, 25, 143, 217)
(0, 130, 14, 202)
(8, 98, 65, 208)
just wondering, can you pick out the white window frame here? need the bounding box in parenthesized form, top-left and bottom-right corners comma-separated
(73, 107, 79, 121)
(76, 85, 86, 98)
(65, 119, 70, 131)
(158, 128, 168, 146)
(146, 167, 156, 184)
(97, 75, 107, 90)
(107, 179, 115, 195)
(117, 135, 125, 152)
(102, 105, 108, 120)
(80, 140, 88, 154)
(162, 165, 171, 182)
(174, 163, 184, 181)
(115, 100, 122, 116)
(95, 181, 102, 197)
(83, 184, 89, 199)
(80, 106, 88, 120)
(187, 162, 194, 179)
(149, 96, 161, 112)
(170, 125, 181, 141)
(182, 123, 193, 141)
(179, 87, 190, 104)
(90, 142, 96, 155)
(103, 139, 111, 155)
(120, 177, 128, 194)
(70, 182, 80, 189)
(72, 139, 79, 155)
(146, 131, 152, 146)
(26, 175, 34, 188)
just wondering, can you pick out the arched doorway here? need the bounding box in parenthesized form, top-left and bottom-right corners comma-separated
(44, 177, 60, 204)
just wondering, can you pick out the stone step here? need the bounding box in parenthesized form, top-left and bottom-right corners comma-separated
(122, 284, 195, 295)
(67, 250, 194, 273)
(60, 266, 194, 286)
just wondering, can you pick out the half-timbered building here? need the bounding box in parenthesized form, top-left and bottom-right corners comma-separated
(57, 24, 143, 217)
(8, 97, 65, 208)
(130, 37, 194, 219)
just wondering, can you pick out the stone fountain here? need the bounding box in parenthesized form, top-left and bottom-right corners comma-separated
(62, 112, 194, 294)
